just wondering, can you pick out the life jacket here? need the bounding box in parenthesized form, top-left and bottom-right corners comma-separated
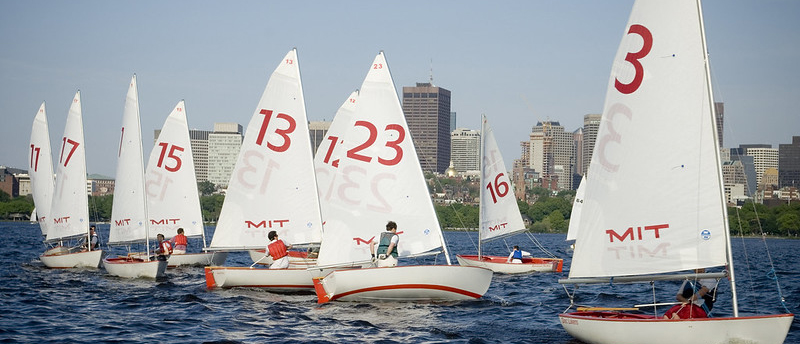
(664, 303, 707, 319)
(268, 240, 288, 260)
(511, 250, 523, 260)
(173, 234, 188, 247)
(159, 240, 173, 255)
(376, 232, 398, 258)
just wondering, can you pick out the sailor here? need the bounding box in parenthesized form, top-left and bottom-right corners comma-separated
(266, 230, 292, 269)
(370, 221, 399, 267)
(170, 228, 188, 254)
(506, 245, 529, 263)
(155, 233, 172, 261)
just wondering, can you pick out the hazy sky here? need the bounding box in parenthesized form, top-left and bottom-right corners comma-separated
(2, 1, 798, 177)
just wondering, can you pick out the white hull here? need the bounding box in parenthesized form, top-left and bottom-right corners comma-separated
(456, 254, 563, 274)
(248, 249, 317, 268)
(559, 312, 794, 344)
(103, 257, 168, 279)
(204, 266, 328, 292)
(313, 265, 492, 303)
(40, 248, 102, 268)
(167, 252, 228, 267)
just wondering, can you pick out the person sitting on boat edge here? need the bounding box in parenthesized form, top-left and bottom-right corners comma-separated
(81, 225, 99, 251)
(663, 268, 718, 319)
(170, 228, 188, 255)
(676, 268, 718, 313)
(266, 230, 292, 269)
(154, 233, 173, 261)
(506, 245, 529, 264)
(370, 221, 399, 267)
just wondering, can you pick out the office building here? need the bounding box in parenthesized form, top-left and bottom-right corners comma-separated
(207, 123, 243, 187)
(309, 120, 331, 156)
(779, 136, 800, 188)
(402, 83, 451, 173)
(450, 128, 480, 173)
(582, 114, 601, 176)
(529, 121, 574, 190)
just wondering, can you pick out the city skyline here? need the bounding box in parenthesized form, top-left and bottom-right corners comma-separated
(1, 1, 798, 177)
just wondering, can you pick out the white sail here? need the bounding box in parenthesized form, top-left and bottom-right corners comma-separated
(48, 91, 89, 241)
(209, 48, 323, 250)
(479, 115, 525, 243)
(109, 75, 149, 245)
(566, 175, 586, 241)
(29, 102, 55, 237)
(315, 52, 445, 268)
(567, 0, 728, 278)
(145, 100, 204, 238)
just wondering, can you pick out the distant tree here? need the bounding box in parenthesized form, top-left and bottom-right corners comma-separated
(777, 212, 800, 237)
(197, 181, 216, 196)
(88, 195, 113, 222)
(0, 190, 10, 202)
(200, 194, 225, 222)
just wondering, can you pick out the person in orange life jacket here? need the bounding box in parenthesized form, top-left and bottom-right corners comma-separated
(267, 230, 292, 269)
(154, 233, 172, 262)
(170, 228, 188, 254)
(506, 246, 530, 263)
(370, 221, 399, 267)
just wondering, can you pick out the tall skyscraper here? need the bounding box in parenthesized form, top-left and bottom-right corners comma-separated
(402, 83, 451, 173)
(582, 114, 601, 176)
(450, 111, 457, 134)
(450, 128, 480, 172)
(529, 121, 574, 190)
(207, 123, 243, 187)
(778, 136, 800, 188)
(715, 102, 724, 148)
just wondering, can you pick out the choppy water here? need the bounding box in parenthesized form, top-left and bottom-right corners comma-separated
(0, 222, 797, 343)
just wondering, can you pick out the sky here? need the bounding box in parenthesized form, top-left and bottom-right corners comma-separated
(1, 0, 798, 177)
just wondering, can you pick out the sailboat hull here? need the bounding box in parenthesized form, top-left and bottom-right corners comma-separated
(103, 257, 168, 279)
(40, 248, 102, 268)
(559, 311, 794, 344)
(456, 254, 563, 274)
(313, 265, 493, 303)
(248, 250, 317, 268)
(204, 266, 328, 291)
(166, 252, 228, 267)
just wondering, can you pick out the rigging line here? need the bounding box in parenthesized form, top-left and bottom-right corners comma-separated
(733, 206, 759, 313)
(524, 231, 558, 258)
(747, 198, 790, 312)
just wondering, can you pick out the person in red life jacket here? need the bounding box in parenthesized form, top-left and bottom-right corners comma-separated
(170, 228, 188, 255)
(154, 233, 172, 262)
(370, 221, 399, 267)
(266, 230, 292, 269)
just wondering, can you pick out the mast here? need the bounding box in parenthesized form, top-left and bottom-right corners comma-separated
(478, 114, 486, 258)
(696, 0, 738, 317)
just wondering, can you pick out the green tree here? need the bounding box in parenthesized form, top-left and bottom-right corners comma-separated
(777, 212, 800, 237)
(200, 194, 225, 222)
(197, 181, 216, 196)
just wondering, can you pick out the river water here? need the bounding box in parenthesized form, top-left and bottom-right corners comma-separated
(0, 222, 796, 343)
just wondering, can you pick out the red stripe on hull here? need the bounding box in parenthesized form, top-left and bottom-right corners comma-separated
(331, 283, 483, 302)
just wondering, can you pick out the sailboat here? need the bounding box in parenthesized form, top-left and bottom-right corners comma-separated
(204, 48, 326, 291)
(455, 115, 563, 274)
(103, 75, 168, 279)
(29, 103, 54, 238)
(311, 51, 492, 303)
(144, 100, 227, 267)
(565, 174, 586, 254)
(558, 1, 794, 343)
(39, 92, 103, 268)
